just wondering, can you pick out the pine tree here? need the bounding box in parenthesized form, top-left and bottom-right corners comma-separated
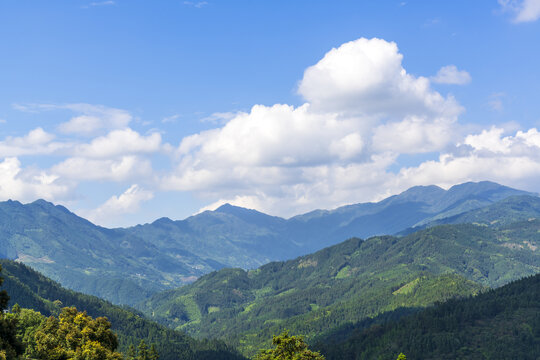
(148, 343, 159, 360)
(137, 340, 149, 360)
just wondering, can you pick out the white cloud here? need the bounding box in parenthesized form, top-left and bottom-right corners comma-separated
(200, 111, 242, 124)
(0, 157, 72, 202)
(13, 103, 133, 136)
(82, 185, 154, 226)
(74, 128, 163, 158)
(431, 65, 471, 85)
(52, 156, 153, 182)
(499, 0, 540, 22)
(162, 114, 181, 124)
(57, 104, 132, 136)
(159, 38, 473, 216)
(297, 38, 462, 118)
(0, 128, 67, 157)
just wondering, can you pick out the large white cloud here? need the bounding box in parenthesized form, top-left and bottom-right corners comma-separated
(0, 157, 72, 202)
(297, 38, 462, 118)
(163, 38, 466, 215)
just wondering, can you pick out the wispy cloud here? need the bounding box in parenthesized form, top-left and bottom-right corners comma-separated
(488, 93, 506, 112)
(499, 0, 540, 23)
(431, 65, 472, 85)
(183, 1, 208, 8)
(162, 114, 182, 124)
(82, 1, 116, 9)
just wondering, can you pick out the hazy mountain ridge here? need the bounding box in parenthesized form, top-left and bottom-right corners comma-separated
(0, 181, 537, 305)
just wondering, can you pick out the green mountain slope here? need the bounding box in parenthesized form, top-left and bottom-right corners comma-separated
(0, 259, 245, 360)
(1, 181, 534, 305)
(137, 220, 539, 356)
(316, 273, 540, 360)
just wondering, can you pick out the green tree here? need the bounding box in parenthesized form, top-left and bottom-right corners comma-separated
(0, 265, 23, 359)
(137, 340, 148, 360)
(33, 306, 123, 360)
(148, 344, 159, 360)
(254, 331, 325, 360)
(396, 353, 407, 360)
(126, 344, 137, 360)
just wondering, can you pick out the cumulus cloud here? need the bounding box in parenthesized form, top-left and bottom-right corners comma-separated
(162, 37, 466, 216)
(431, 65, 471, 85)
(0, 128, 67, 157)
(0, 157, 71, 202)
(82, 185, 154, 226)
(297, 38, 462, 118)
(73, 128, 163, 158)
(52, 156, 153, 182)
(499, 0, 540, 22)
(57, 104, 132, 136)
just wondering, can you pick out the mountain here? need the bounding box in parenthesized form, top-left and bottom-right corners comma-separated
(136, 220, 539, 356)
(399, 194, 540, 234)
(0, 259, 245, 360)
(315, 273, 540, 360)
(0, 199, 223, 305)
(0, 181, 535, 305)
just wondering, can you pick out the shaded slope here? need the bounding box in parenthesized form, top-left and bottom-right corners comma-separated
(316, 273, 540, 360)
(0, 259, 245, 360)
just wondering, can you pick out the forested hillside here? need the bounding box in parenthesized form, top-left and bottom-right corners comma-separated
(316, 273, 540, 360)
(0, 260, 245, 360)
(138, 220, 539, 356)
(0, 181, 534, 306)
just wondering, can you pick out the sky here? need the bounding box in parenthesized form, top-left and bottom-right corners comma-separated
(1, 0, 540, 227)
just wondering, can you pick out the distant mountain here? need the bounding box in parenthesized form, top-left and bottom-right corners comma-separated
(0, 259, 245, 360)
(399, 194, 540, 234)
(316, 273, 540, 360)
(136, 220, 539, 356)
(0, 199, 224, 305)
(0, 181, 536, 305)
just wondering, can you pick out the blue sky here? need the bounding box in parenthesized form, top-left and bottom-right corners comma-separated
(1, 0, 540, 227)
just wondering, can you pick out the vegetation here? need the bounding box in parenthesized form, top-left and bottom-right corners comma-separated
(0, 264, 23, 359)
(315, 273, 540, 359)
(0, 181, 530, 305)
(139, 220, 538, 355)
(254, 331, 324, 360)
(0, 260, 245, 360)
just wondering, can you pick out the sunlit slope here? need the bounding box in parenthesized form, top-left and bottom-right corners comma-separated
(138, 220, 539, 355)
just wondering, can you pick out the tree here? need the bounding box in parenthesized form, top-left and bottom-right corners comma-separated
(254, 331, 325, 360)
(137, 340, 148, 360)
(148, 344, 159, 360)
(396, 353, 407, 360)
(33, 306, 123, 360)
(126, 344, 137, 360)
(0, 265, 23, 359)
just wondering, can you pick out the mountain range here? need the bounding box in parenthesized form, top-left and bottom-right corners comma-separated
(136, 219, 540, 355)
(0, 181, 537, 305)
